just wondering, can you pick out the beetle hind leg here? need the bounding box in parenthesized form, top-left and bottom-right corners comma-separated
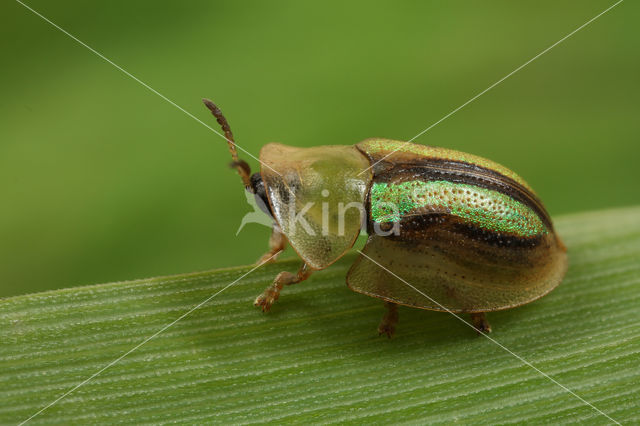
(254, 263, 312, 312)
(378, 301, 399, 338)
(470, 312, 492, 334)
(257, 225, 288, 265)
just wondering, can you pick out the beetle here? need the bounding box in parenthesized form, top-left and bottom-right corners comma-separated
(203, 99, 568, 337)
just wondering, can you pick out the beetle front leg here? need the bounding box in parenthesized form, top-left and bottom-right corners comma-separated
(257, 225, 288, 265)
(470, 312, 492, 334)
(254, 263, 312, 312)
(378, 301, 399, 338)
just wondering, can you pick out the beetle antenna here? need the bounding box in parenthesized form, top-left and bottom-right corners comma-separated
(202, 98, 252, 189)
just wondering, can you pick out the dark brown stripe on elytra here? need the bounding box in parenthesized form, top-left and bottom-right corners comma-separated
(378, 212, 544, 249)
(450, 220, 544, 248)
(367, 158, 553, 230)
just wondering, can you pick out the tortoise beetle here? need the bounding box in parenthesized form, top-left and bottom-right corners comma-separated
(203, 99, 568, 337)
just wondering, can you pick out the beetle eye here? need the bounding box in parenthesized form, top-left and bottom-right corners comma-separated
(250, 172, 273, 218)
(254, 193, 273, 217)
(250, 172, 263, 194)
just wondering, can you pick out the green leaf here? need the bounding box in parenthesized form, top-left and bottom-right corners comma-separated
(1, 206, 639, 424)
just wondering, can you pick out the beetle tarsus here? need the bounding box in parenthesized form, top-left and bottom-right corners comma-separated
(470, 312, 492, 335)
(254, 264, 312, 312)
(254, 287, 279, 312)
(377, 301, 399, 338)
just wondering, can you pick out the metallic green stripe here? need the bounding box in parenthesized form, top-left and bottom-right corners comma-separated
(371, 180, 547, 237)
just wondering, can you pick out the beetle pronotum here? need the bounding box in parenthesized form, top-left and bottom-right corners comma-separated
(203, 99, 567, 337)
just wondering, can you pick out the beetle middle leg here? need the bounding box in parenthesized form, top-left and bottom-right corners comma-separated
(254, 263, 312, 312)
(470, 312, 492, 334)
(256, 225, 288, 265)
(378, 301, 399, 338)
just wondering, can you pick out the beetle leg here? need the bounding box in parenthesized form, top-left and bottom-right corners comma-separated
(378, 301, 399, 338)
(257, 225, 288, 265)
(470, 312, 492, 334)
(254, 263, 312, 312)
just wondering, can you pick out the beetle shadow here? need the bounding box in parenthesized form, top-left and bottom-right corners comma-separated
(189, 268, 533, 364)
(262, 286, 515, 350)
(393, 303, 529, 344)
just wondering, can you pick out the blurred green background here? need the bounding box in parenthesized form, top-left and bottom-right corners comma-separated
(1, 1, 638, 298)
